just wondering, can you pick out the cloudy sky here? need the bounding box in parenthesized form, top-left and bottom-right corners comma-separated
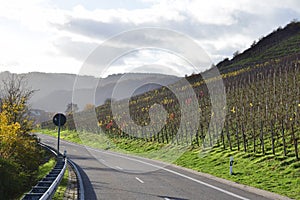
(0, 0, 299, 77)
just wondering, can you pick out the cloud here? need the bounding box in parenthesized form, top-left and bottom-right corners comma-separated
(53, 37, 98, 61)
(1, 0, 300, 75)
(105, 49, 196, 77)
(54, 0, 300, 63)
(56, 29, 211, 77)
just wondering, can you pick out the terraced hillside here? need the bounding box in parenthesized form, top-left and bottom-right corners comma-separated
(42, 21, 300, 161)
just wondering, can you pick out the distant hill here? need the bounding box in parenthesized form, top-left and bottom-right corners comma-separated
(3, 21, 300, 113)
(0, 72, 179, 112)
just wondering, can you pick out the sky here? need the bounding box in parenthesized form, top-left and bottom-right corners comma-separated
(0, 0, 299, 77)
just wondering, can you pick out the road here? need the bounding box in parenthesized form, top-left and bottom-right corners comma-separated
(37, 134, 282, 200)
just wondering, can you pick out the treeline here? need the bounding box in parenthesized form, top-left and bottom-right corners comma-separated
(0, 75, 45, 199)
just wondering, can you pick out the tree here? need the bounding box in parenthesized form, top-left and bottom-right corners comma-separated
(210, 63, 216, 69)
(0, 74, 35, 133)
(233, 50, 240, 58)
(104, 98, 115, 105)
(0, 109, 21, 159)
(65, 103, 79, 115)
(251, 40, 257, 48)
(84, 103, 95, 111)
(0, 74, 43, 199)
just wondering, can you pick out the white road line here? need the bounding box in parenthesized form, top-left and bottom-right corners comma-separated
(86, 147, 250, 200)
(135, 177, 144, 183)
(164, 198, 171, 200)
(40, 134, 249, 200)
(115, 166, 123, 170)
(99, 159, 106, 163)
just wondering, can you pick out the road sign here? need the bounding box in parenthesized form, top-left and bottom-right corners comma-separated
(53, 113, 66, 126)
(53, 113, 66, 157)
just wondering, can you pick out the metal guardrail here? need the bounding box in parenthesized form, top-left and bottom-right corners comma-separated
(67, 159, 85, 200)
(22, 144, 67, 200)
(22, 143, 85, 200)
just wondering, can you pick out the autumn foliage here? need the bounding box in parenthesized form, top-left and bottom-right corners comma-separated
(0, 75, 43, 199)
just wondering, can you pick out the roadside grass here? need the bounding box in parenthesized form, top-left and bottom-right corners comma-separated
(53, 166, 69, 200)
(37, 129, 300, 200)
(20, 153, 56, 199)
(38, 129, 83, 144)
(37, 157, 56, 180)
(174, 148, 300, 199)
(36, 151, 69, 199)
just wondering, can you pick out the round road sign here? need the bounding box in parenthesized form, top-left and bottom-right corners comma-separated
(53, 113, 67, 126)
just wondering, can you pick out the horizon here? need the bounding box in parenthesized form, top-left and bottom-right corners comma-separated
(0, 70, 186, 78)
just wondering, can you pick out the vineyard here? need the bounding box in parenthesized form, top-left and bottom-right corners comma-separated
(35, 21, 300, 200)
(42, 53, 300, 162)
(41, 22, 300, 162)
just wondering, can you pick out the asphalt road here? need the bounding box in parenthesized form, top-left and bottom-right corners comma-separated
(37, 134, 281, 200)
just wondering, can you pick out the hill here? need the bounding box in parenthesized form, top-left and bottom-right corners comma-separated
(0, 72, 179, 113)
(41, 21, 300, 199)
(216, 20, 300, 73)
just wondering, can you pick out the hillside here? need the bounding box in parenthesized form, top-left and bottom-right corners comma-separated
(0, 72, 179, 113)
(43, 21, 300, 152)
(216, 20, 300, 73)
(41, 21, 300, 199)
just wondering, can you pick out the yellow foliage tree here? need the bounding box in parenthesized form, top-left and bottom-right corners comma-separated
(0, 110, 21, 159)
(84, 103, 95, 111)
(0, 74, 43, 199)
(1, 74, 35, 133)
(0, 101, 41, 173)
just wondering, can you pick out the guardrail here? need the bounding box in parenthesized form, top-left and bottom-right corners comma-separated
(22, 144, 67, 200)
(67, 159, 85, 199)
(22, 143, 85, 200)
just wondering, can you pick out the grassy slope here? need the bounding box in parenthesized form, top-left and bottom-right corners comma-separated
(37, 129, 300, 200)
(33, 148, 69, 199)
(37, 158, 56, 180)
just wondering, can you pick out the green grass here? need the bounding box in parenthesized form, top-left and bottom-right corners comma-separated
(37, 129, 300, 200)
(19, 153, 56, 199)
(174, 148, 300, 199)
(39, 129, 83, 144)
(53, 166, 69, 200)
(35, 141, 69, 199)
(37, 158, 56, 180)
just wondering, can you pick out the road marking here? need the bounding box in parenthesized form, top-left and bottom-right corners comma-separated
(87, 147, 250, 200)
(39, 134, 249, 200)
(135, 177, 144, 183)
(99, 159, 106, 163)
(164, 198, 171, 200)
(115, 166, 123, 170)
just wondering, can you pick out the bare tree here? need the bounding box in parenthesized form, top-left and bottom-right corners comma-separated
(233, 50, 240, 58)
(1, 74, 35, 132)
(65, 103, 79, 115)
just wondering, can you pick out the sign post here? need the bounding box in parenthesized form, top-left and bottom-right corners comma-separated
(230, 156, 234, 175)
(53, 113, 67, 157)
